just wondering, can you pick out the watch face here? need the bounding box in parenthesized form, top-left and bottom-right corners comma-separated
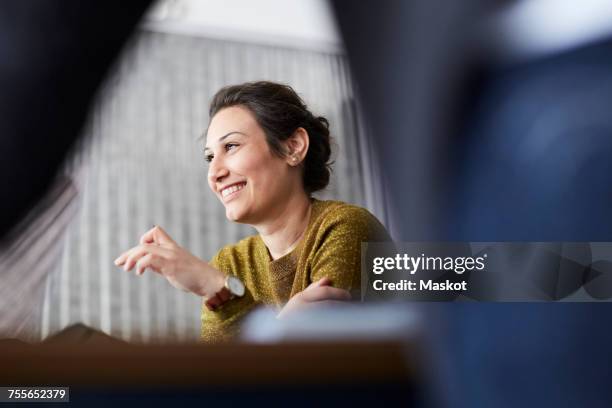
(227, 276, 245, 297)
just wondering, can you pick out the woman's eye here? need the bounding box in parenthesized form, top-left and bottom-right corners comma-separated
(204, 154, 214, 163)
(225, 143, 238, 152)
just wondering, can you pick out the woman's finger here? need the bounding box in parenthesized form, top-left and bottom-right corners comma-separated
(136, 253, 164, 276)
(306, 276, 332, 291)
(114, 246, 140, 266)
(114, 251, 128, 266)
(116, 226, 176, 266)
(122, 244, 172, 272)
(115, 242, 148, 266)
(139, 225, 176, 246)
(301, 285, 351, 302)
(139, 226, 158, 245)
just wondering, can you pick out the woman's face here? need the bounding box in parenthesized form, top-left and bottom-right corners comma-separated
(205, 106, 296, 224)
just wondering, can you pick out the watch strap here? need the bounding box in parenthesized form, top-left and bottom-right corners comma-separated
(204, 286, 232, 311)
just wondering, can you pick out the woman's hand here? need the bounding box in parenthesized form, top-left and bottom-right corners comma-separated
(277, 277, 352, 319)
(114, 226, 225, 297)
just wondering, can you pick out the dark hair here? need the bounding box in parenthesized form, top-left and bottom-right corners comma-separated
(208, 81, 332, 194)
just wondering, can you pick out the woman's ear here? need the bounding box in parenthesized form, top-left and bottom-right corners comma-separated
(285, 127, 309, 166)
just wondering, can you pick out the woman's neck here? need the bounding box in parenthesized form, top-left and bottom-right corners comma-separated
(255, 193, 313, 260)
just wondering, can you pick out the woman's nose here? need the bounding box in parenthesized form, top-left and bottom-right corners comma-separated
(208, 158, 229, 185)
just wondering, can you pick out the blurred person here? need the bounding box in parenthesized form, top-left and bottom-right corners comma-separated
(114, 81, 390, 342)
(0, 0, 150, 341)
(332, 0, 612, 406)
(0, 1, 150, 240)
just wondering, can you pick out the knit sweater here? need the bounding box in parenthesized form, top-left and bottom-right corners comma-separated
(200, 199, 390, 342)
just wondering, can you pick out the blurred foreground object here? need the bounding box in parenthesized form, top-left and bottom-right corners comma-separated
(332, 0, 612, 241)
(455, 1, 612, 241)
(0, 0, 151, 240)
(0, 176, 79, 341)
(0, 0, 151, 340)
(0, 334, 421, 406)
(42, 323, 126, 346)
(242, 302, 419, 343)
(332, 0, 612, 406)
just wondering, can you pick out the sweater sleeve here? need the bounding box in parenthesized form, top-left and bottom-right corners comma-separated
(309, 206, 388, 296)
(200, 246, 259, 343)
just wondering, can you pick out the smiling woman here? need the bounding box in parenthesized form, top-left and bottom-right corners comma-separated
(115, 81, 390, 342)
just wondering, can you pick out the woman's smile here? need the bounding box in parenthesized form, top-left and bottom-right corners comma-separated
(220, 181, 246, 202)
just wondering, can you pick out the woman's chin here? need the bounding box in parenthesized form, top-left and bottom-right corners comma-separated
(225, 206, 246, 223)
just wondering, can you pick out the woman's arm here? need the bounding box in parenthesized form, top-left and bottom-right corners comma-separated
(114, 226, 226, 299)
(277, 205, 389, 318)
(276, 276, 351, 318)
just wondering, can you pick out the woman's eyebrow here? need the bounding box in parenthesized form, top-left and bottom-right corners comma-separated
(204, 131, 247, 151)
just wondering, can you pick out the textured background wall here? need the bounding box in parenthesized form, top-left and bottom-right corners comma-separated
(40, 29, 382, 343)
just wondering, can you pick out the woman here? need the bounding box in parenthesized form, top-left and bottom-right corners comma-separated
(114, 81, 390, 342)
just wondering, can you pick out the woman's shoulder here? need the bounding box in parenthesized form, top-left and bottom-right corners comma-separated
(313, 198, 380, 222)
(310, 199, 390, 241)
(209, 234, 265, 271)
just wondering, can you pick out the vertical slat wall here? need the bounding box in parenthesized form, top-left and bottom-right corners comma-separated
(41, 29, 375, 343)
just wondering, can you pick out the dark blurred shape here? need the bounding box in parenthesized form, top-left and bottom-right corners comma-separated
(332, 0, 612, 406)
(584, 260, 612, 299)
(332, 0, 612, 242)
(425, 303, 612, 408)
(454, 38, 612, 241)
(43, 323, 127, 346)
(0, 0, 151, 241)
(0, 339, 420, 406)
(332, 0, 496, 241)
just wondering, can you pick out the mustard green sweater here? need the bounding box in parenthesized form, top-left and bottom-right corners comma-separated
(200, 199, 390, 342)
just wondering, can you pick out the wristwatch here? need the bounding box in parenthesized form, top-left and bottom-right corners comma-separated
(205, 275, 245, 311)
